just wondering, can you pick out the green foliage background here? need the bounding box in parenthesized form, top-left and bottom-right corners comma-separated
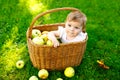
(0, 0, 120, 80)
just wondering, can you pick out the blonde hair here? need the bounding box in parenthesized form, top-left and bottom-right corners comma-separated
(66, 11, 87, 32)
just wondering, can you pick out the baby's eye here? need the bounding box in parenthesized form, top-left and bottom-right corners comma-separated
(75, 27, 80, 29)
(68, 24, 71, 27)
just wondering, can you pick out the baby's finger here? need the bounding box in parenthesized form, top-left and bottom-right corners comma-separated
(54, 43, 59, 48)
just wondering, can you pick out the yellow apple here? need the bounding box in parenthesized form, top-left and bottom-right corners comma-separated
(46, 40, 53, 46)
(32, 29, 41, 38)
(64, 67, 75, 78)
(42, 31, 49, 34)
(38, 69, 49, 79)
(29, 76, 38, 80)
(41, 34, 48, 43)
(32, 37, 44, 45)
(16, 60, 25, 69)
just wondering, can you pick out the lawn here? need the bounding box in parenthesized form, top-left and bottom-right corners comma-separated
(0, 0, 120, 80)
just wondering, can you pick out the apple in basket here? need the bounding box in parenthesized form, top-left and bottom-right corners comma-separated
(16, 60, 25, 69)
(38, 69, 49, 79)
(32, 29, 41, 38)
(64, 67, 75, 78)
(46, 40, 53, 46)
(32, 37, 44, 45)
(41, 34, 48, 43)
(29, 76, 38, 80)
(42, 31, 49, 35)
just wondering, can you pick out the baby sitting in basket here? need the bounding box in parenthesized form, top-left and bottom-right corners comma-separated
(48, 11, 87, 48)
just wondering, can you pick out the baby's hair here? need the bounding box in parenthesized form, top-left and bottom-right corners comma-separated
(66, 11, 87, 32)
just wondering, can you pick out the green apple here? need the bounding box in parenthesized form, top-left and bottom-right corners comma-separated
(29, 76, 38, 80)
(41, 34, 48, 43)
(38, 69, 49, 79)
(46, 40, 53, 46)
(64, 67, 75, 78)
(42, 31, 49, 35)
(32, 37, 44, 45)
(56, 78, 63, 80)
(32, 29, 41, 38)
(16, 60, 25, 69)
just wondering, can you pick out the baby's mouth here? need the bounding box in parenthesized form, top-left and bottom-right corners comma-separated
(69, 32, 74, 34)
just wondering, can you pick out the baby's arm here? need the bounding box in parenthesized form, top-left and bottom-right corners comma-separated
(48, 30, 60, 48)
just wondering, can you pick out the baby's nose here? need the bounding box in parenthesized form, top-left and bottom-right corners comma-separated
(70, 27, 74, 31)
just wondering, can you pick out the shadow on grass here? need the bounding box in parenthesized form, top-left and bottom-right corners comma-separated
(0, 0, 49, 79)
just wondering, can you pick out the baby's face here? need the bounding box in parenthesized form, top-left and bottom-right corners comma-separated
(65, 21, 82, 37)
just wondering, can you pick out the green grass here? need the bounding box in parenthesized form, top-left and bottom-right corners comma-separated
(0, 0, 120, 80)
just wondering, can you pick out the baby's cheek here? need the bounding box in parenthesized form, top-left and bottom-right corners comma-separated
(75, 31, 80, 36)
(65, 29, 69, 33)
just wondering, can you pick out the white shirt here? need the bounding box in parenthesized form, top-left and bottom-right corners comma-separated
(58, 26, 87, 43)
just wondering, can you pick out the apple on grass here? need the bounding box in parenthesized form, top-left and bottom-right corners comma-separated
(56, 78, 63, 80)
(29, 76, 38, 80)
(32, 29, 41, 38)
(16, 60, 25, 69)
(38, 69, 49, 79)
(32, 37, 44, 45)
(64, 67, 75, 78)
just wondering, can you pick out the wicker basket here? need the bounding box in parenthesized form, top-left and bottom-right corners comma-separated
(27, 7, 88, 70)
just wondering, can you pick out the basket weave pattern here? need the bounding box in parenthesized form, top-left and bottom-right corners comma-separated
(27, 8, 88, 70)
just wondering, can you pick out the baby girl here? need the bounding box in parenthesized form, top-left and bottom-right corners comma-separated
(48, 11, 87, 47)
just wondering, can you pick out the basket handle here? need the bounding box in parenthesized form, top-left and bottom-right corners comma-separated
(28, 7, 80, 38)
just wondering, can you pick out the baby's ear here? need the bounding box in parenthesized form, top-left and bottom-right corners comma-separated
(82, 25, 86, 33)
(82, 16, 87, 33)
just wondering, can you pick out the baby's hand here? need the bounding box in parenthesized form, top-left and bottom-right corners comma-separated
(52, 39, 60, 48)
(47, 32, 60, 48)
